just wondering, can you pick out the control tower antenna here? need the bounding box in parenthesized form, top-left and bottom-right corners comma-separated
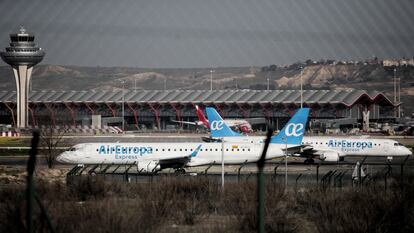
(0, 27, 45, 128)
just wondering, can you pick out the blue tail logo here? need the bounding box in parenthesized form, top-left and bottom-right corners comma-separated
(270, 108, 310, 145)
(190, 144, 202, 157)
(205, 107, 242, 138)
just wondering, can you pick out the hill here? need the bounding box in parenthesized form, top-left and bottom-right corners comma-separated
(0, 61, 413, 114)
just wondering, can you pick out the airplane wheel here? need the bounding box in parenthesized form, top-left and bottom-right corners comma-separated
(174, 168, 186, 175)
(304, 159, 315, 165)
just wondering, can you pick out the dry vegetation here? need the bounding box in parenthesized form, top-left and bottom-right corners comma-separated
(1, 175, 413, 233)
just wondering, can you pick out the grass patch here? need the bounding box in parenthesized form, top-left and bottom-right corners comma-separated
(0, 137, 31, 147)
(0, 176, 413, 233)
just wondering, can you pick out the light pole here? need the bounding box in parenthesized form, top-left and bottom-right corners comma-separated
(283, 137, 288, 188)
(134, 79, 137, 92)
(394, 68, 397, 118)
(121, 80, 125, 132)
(300, 67, 303, 108)
(398, 69, 401, 118)
(221, 138, 225, 190)
(210, 70, 214, 91)
(164, 78, 167, 90)
(267, 75, 270, 90)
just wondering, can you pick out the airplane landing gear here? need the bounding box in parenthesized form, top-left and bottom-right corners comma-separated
(304, 158, 315, 165)
(174, 168, 186, 175)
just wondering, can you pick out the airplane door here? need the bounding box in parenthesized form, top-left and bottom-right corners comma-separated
(254, 143, 261, 158)
(383, 141, 390, 154)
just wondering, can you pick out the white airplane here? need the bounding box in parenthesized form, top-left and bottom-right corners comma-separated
(171, 105, 255, 133)
(205, 107, 412, 164)
(56, 108, 310, 173)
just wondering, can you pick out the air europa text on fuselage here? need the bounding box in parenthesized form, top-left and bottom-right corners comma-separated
(328, 139, 372, 152)
(97, 145, 153, 156)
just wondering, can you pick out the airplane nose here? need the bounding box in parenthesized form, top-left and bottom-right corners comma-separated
(56, 153, 66, 163)
(56, 152, 73, 163)
(406, 147, 413, 156)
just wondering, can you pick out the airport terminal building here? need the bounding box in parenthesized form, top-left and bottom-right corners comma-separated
(0, 89, 396, 131)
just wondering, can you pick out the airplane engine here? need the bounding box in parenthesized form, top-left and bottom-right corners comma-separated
(137, 160, 161, 173)
(320, 151, 340, 162)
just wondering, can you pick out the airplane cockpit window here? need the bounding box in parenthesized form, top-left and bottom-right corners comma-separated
(69, 147, 76, 151)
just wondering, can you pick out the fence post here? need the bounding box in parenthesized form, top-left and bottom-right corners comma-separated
(26, 131, 39, 233)
(316, 164, 320, 184)
(257, 127, 273, 233)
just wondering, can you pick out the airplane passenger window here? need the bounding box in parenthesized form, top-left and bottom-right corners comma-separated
(174, 149, 176, 151)
(226, 149, 229, 151)
(168, 149, 170, 151)
(162, 149, 165, 151)
(185, 149, 187, 151)
(180, 149, 182, 151)
(156, 149, 158, 151)
(215, 149, 218, 151)
(210, 149, 213, 151)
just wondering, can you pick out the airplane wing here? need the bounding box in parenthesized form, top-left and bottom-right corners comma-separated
(136, 144, 203, 168)
(245, 117, 266, 125)
(281, 145, 313, 155)
(170, 119, 199, 126)
(290, 145, 344, 162)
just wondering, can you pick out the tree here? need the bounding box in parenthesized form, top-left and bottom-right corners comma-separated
(40, 126, 68, 168)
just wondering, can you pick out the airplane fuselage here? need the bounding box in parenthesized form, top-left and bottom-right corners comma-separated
(222, 136, 412, 157)
(57, 142, 291, 166)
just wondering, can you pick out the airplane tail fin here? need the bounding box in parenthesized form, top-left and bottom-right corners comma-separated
(206, 107, 242, 138)
(196, 105, 210, 128)
(270, 108, 310, 145)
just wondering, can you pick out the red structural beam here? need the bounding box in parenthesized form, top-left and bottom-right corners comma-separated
(105, 103, 117, 117)
(85, 103, 96, 115)
(284, 104, 296, 117)
(44, 103, 56, 127)
(149, 103, 161, 130)
(170, 103, 183, 128)
(127, 103, 140, 130)
(4, 103, 16, 127)
(237, 103, 250, 118)
(64, 103, 77, 127)
(260, 103, 272, 118)
(214, 104, 225, 117)
(28, 104, 37, 127)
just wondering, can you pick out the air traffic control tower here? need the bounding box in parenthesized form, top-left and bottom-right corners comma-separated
(0, 27, 45, 128)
